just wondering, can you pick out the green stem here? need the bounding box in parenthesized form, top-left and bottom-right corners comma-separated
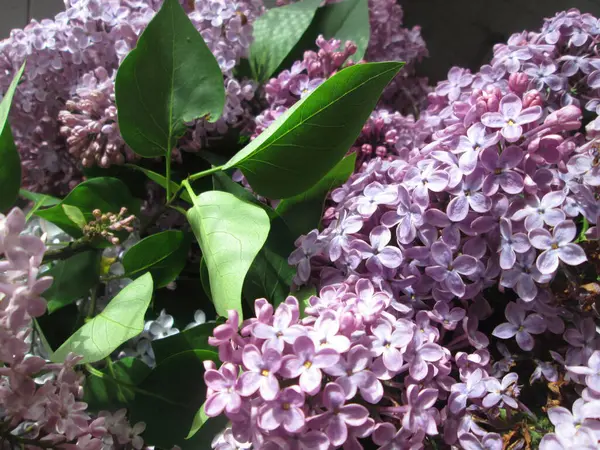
(181, 179, 197, 202)
(166, 148, 173, 202)
(42, 237, 92, 264)
(188, 165, 223, 182)
(87, 285, 98, 319)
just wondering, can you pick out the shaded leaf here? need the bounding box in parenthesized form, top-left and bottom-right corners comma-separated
(152, 322, 217, 365)
(62, 205, 87, 230)
(51, 273, 153, 364)
(187, 191, 270, 319)
(223, 62, 403, 198)
(19, 189, 60, 206)
(116, 0, 225, 157)
(0, 63, 25, 211)
(125, 164, 192, 204)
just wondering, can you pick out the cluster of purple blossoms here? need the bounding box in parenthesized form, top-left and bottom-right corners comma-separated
(0, 0, 262, 193)
(0, 208, 145, 449)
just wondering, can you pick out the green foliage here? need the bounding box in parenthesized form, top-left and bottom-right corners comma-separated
(151, 322, 217, 364)
(115, 0, 225, 158)
(44, 251, 101, 314)
(224, 62, 404, 198)
(51, 273, 153, 364)
(36, 177, 140, 238)
(122, 230, 191, 289)
(250, 0, 321, 82)
(0, 63, 25, 211)
(62, 204, 87, 230)
(277, 152, 356, 237)
(19, 189, 60, 206)
(125, 164, 192, 203)
(187, 191, 270, 319)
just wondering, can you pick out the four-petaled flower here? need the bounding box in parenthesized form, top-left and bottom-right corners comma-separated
(493, 302, 546, 351)
(481, 93, 543, 142)
(529, 219, 587, 274)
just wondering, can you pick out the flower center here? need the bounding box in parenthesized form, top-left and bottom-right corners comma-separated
(551, 243, 559, 250)
(507, 119, 515, 125)
(276, 331, 283, 338)
(304, 360, 313, 369)
(282, 402, 291, 411)
(494, 168, 503, 175)
(261, 369, 270, 377)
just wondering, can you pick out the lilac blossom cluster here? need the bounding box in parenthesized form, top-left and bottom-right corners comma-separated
(0, 208, 145, 449)
(0, 0, 262, 193)
(206, 7, 600, 449)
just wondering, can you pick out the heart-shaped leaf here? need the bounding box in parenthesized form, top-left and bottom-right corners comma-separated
(224, 62, 403, 198)
(187, 191, 270, 319)
(115, 0, 225, 157)
(51, 273, 153, 364)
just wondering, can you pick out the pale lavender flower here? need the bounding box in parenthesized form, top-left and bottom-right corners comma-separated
(425, 241, 478, 297)
(453, 122, 500, 175)
(436, 67, 473, 101)
(480, 145, 524, 195)
(449, 368, 486, 414)
(356, 182, 398, 218)
(252, 302, 305, 352)
(498, 218, 531, 270)
(446, 169, 491, 222)
(500, 249, 552, 301)
(459, 432, 503, 450)
(237, 345, 282, 401)
(567, 351, 600, 392)
(482, 372, 520, 409)
(381, 186, 424, 244)
(529, 219, 587, 274)
(351, 226, 403, 271)
(492, 302, 546, 351)
(370, 318, 414, 372)
(481, 93, 543, 142)
(258, 386, 305, 433)
(511, 190, 566, 231)
(204, 363, 242, 416)
(402, 385, 439, 435)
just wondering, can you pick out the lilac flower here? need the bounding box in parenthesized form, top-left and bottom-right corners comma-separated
(567, 351, 600, 392)
(449, 369, 486, 413)
(238, 345, 282, 401)
(481, 93, 543, 142)
(459, 432, 503, 450)
(428, 301, 466, 330)
(288, 230, 322, 282)
(252, 302, 305, 352)
(425, 241, 478, 297)
(547, 399, 600, 442)
(446, 169, 492, 222)
(280, 336, 339, 395)
(351, 226, 403, 271)
(309, 383, 369, 447)
(523, 61, 564, 91)
(370, 318, 414, 372)
(327, 211, 363, 261)
(493, 302, 546, 351)
(402, 385, 439, 435)
(436, 67, 473, 101)
(530, 359, 558, 384)
(529, 219, 587, 274)
(500, 249, 552, 301)
(482, 372, 520, 409)
(511, 190, 566, 231)
(480, 145, 524, 195)
(403, 160, 449, 207)
(308, 310, 351, 353)
(258, 386, 305, 433)
(204, 363, 242, 416)
(323, 345, 383, 404)
(497, 218, 531, 270)
(454, 123, 500, 175)
(406, 343, 445, 381)
(381, 186, 424, 244)
(356, 182, 398, 218)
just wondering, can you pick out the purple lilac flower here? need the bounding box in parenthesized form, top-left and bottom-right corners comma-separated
(257, 386, 305, 433)
(448, 368, 486, 414)
(529, 219, 587, 274)
(425, 241, 478, 297)
(482, 372, 520, 409)
(237, 345, 282, 401)
(481, 93, 543, 142)
(493, 302, 546, 351)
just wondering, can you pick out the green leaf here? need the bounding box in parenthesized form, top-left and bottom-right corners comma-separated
(187, 191, 270, 319)
(62, 204, 87, 230)
(281, 0, 371, 68)
(186, 403, 209, 439)
(19, 189, 61, 206)
(199, 257, 212, 302)
(36, 177, 140, 238)
(84, 357, 152, 411)
(122, 230, 190, 288)
(51, 273, 153, 364)
(115, 0, 225, 158)
(223, 62, 403, 198)
(151, 322, 217, 365)
(295, 284, 317, 316)
(277, 152, 356, 237)
(249, 0, 321, 82)
(129, 350, 225, 449)
(243, 214, 296, 306)
(125, 164, 192, 204)
(0, 63, 25, 211)
(44, 251, 101, 314)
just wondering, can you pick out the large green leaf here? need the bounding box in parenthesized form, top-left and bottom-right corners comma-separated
(0, 63, 25, 211)
(36, 177, 140, 238)
(151, 322, 217, 365)
(51, 273, 153, 364)
(19, 189, 60, 206)
(125, 164, 192, 203)
(223, 62, 403, 198)
(281, 0, 371, 69)
(122, 230, 190, 288)
(115, 0, 225, 157)
(84, 357, 152, 411)
(249, 0, 321, 82)
(129, 350, 224, 449)
(44, 251, 101, 314)
(277, 152, 356, 237)
(187, 191, 270, 319)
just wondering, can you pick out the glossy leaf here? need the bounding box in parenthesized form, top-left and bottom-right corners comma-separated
(224, 62, 403, 198)
(152, 322, 217, 365)
(199, 257, 212, 301)
(36, 177, 140, 238)
(45, 251, 101, 314)
(186, 403, 209, 439)
(0, 63, 25, 211)
(125, 164, 192, 204)
(51, 273, 153, 364)
(115, 0, 225, 157)
(19, 189, 60, 206)
(249, 0, 321, 82)
(122, 230, 190, 288)
(277, 152, 356, 237)
(62, 205, 87, 230)
(187, 191, 270, 319)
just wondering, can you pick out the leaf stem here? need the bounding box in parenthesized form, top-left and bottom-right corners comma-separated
(87, 285, 98, 319)
(188, 165, 223, 182)
(42, 238, 92, 264)
(181, 179, 197, 202)
(166, 149, 173, 202)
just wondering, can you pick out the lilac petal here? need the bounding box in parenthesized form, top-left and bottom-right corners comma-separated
(543, 209, 565, 226)
(469, 193, 492, 213)
(204, 371, 229, 391)
(459, 150, 479, 174)
(252, 323, 276, 340)
(383, 347, 404, 372)
(523, 214, 544, 232)
(516, 330, 535, 351)
(512, 233, 531, 253)
(260, 374, 280, 401)
(493, 323, 518, 339)
(430, 241, 453, 266)
(529, 229, 553, 250)
(516, 105, 543, 125)
(204, 393, 228, 416)
(500, 172, 524, 194)
(481, 112, 506, 128)
(323, 383, 346, 410)
(445, 271, 466, 297)
(523, 314, 546, 334)
(313, 349, 340, 368)
(516, 275, 537, 301)
(501, 94, 523, 117)
(499, 145, 524, 168)
(299, 367, 322, 394)
(453, 255, 478, 275)
(447, 195, 470, 222)
(377, 247, 403, 268)
(554, 220, 577, 244)
(237, 371, 261, 396)
(427, 171, 450, 192)
(370, 226, 391, 250)
(283, 407, 305, 433)
(500, 246, 516, 270)
(280, 356, 303, 378)
(259, 406, 281, 431)
(547, 407, 573, 426)
(482, 393, 502, 408)
(558, 244, 587, 266)
(419, 344, 444, 361)
(536, 249, 559, 274)
(459, 434, 485, 450)
(339, 404, 369, 426)
(502, 123, 523, 142)
(327, 416, 348, 447)
(539, 434, 566, 450)
(425, 266, 449, 282)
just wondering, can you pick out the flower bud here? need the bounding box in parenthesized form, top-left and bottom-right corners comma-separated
(508, 72, 529, 94)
